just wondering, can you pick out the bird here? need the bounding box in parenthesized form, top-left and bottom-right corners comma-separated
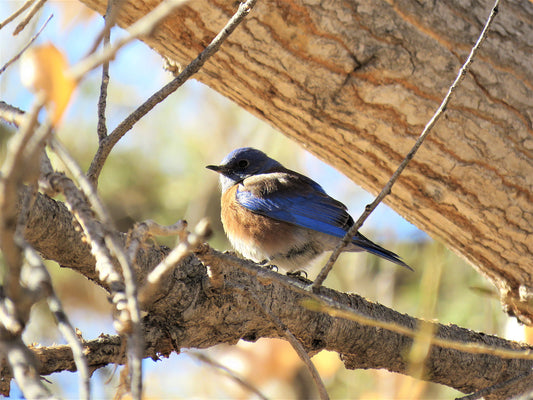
(207, 147, 411, 273)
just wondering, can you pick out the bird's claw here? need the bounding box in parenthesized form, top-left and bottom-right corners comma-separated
(259, 259, 278, 272)
(286, 270, 308, 279)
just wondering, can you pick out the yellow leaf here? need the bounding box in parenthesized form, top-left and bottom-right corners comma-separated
(20, 43, 77, 126)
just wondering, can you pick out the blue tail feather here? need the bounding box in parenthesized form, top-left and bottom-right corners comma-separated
(353, 234, 413, 271)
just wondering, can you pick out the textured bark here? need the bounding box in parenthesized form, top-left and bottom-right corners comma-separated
(74, 0, 533, 323)
(17, 192, 533, 399)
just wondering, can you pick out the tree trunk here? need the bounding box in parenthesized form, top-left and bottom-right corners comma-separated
(77, 0, 533, 323)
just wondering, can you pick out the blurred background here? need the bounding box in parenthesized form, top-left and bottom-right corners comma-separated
(0, 1, 527, 399)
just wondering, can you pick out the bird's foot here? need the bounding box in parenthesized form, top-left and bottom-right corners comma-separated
(259, 259, 278, 272)
(286, 270, 311, 284)
(287, 270, 308, 278)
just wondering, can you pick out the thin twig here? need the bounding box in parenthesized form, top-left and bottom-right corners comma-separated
(69, 0, 190, 80)
(13, 0, 47, 36)
(86, 0, 124, 57)
(311, 0, 501, 289)
(0, 13, 52, 76)
(86, 0, 258, 185)
(303, 299, 533, 360)
(190, 352, 269, 400)
(23, 245, 90, 400)
(95, 0, 119, 142)
(0, 101, 26, 126)
(96, 20, 111, 142)
(0, 0, 35, 30)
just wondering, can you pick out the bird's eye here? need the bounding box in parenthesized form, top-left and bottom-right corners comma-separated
(238, 159, 249, 169)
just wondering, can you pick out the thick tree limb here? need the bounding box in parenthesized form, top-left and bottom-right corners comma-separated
(75, 0, 533, 323)
(14, 191, 533, 399)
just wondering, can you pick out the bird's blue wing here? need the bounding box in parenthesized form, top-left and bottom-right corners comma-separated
(237, 172, 412, 269)
(236, 173, 353, 238)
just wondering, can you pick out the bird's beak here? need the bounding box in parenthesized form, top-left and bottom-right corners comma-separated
(206, 164, 223, 173)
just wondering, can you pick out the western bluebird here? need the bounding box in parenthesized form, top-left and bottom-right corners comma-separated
(207, 147, 411, 272)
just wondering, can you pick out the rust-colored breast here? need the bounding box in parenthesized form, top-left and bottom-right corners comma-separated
(221, 184, 298, 260)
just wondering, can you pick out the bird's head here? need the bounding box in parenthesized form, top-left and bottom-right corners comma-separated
(206, 147, 282, 192)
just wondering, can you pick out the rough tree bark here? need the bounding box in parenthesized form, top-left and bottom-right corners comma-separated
(73, 0, 533, 323)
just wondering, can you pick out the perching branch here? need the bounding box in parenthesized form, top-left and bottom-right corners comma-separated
(8, 228, 533, 398)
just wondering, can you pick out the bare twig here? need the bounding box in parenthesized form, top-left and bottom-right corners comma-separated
(86, 0, 258, 185)
(86, 0, 124, 57)
(13, 0, 47, 36)
(190, 352, 269, 400)
(312, 0, 501, 288)
(0, 101, 26, 126)
(0, 14, 52, 76)
(95, 0, 119, 142)
(96, 24, 110, 142)
(0, 0, 35, 30)
(69, 0, 190, 80)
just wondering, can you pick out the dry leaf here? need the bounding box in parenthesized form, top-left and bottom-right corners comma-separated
(20, 43, 77, 125)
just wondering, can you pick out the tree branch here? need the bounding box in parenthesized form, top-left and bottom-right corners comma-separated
(10, 191, 533, 398)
